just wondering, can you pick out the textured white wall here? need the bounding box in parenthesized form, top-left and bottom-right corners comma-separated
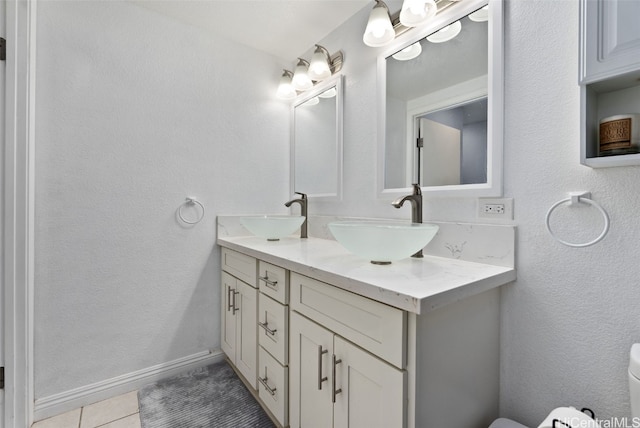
(310, 0, 640, 423)
(34, 1, 289, 399)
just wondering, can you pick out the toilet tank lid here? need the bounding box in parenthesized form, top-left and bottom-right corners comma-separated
(630, 344, 640, 378)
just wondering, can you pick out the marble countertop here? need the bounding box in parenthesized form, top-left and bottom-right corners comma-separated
(217, 235, 516, 314)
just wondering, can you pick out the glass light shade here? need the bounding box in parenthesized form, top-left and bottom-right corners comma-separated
(276, 70, 296, 100)
(392, 41, 422, 61)
(318, 87, 337, 98)
(308, 46, 332, 81)
(363, 3, 395, 47)
(469, 5, 489, 22)
(426, 20, 462, 43)
(301, 96, 319, 107)
(399, 0, 437, 27)
(292, 59, 313, 91)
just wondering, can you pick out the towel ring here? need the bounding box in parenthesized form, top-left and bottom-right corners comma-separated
(178, 197, 205, 225)
(545, 192, 609, 248)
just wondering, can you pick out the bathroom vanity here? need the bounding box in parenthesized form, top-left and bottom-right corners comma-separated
(217, 216, 516, 428)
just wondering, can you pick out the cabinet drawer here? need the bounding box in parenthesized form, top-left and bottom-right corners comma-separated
(258, 260, 288, 304)
(221, 248, 256, 287)
(290, 272, 406, 368)
(258, 347, 288, 427)
(258, 293, 288, 365)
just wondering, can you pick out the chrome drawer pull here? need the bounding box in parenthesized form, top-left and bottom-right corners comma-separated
(232, 290, 239, 314)
(332, 355, 342, 403)
(317, 346, 328, 390)
(258, 321, 277, 336)
(258, 367, 277, 396)
(227, 287, 234, 312)
(259, 274, 278, 289)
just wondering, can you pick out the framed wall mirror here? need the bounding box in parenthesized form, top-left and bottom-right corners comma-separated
(291, 76, 343, 200)
(377, 0, 503, 198)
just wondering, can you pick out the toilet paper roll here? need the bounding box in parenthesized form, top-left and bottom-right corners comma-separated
(537, 407, 600, 428)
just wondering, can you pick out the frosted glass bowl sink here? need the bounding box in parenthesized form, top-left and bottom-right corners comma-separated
(328, 221, 439, 264)
(240, 215, 305, 241)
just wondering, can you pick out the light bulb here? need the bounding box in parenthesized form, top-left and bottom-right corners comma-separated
(308, 45, 332, 81)
(363, 2, 395, 47)
(276, 70, 296, 100)
(400, 0, 437, 27)
(292, 59, 313, 91)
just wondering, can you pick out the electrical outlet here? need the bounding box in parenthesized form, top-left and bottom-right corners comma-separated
(478, 198, 514, 220)
(483, 204, 505, 214)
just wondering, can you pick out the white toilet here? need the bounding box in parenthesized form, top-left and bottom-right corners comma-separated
(490, 343, 640, 428)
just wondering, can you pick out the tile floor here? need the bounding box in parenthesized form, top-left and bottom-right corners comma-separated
(31, 391, 141, 428)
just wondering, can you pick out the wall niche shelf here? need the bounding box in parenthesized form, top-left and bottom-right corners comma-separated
(579, 0, 640, 168)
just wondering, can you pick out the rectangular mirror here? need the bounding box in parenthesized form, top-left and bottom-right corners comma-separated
(291, 76, 343, 200)
(377, 0, 503, 198)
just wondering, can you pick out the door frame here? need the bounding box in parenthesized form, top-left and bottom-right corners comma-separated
(4, 0, 37, 426)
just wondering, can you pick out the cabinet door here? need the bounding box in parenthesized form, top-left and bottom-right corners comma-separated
(333, 336, 405, 428)
(235, 279, 258, 390)
(580, 0, 640, 83)
(289, 312, 334, 428)
(221, 272, 237, 362)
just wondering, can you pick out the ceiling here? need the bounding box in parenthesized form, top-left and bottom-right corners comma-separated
(132, 0, 372, 62)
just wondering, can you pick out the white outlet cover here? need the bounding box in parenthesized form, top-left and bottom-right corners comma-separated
(478, 198, 514, 220)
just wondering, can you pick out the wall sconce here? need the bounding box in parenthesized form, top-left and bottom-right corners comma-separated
(276, 70, 297, 100)
(276, 46, 344, 100)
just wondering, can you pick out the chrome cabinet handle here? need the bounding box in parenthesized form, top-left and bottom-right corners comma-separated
(259, 274, 278, 290)
(258, 321, 277, 336)
(258, 311, 277, 336)
(258, 367, 277, 396)
(226, 287, 234, 312)
(332, 354, 342, 403)
(232, 290, 239, 314)
(317, 346, 328, 390)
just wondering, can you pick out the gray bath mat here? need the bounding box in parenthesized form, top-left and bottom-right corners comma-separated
(138, 360, 275, 428)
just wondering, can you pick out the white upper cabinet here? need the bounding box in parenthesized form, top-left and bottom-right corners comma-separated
(580, 0, 640, 84)
(579, 0, 640, 167)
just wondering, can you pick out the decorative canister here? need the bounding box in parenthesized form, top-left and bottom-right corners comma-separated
(599, 114, 640, 156)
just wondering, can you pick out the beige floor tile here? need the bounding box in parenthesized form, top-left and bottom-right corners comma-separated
(32, 408, 81, 428)
(79, 391, 139, 428)
(98, 413, 141, 428)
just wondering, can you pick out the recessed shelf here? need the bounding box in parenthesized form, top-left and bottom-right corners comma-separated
(581, 72, 640, 168)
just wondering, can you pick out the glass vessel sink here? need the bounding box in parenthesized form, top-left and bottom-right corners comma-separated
(328, 221, 439, 264)
(240, 215, 305, 241)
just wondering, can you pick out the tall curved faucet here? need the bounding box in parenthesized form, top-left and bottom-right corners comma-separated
(285, 192, 308, 238)
(392, 183, 423, 258)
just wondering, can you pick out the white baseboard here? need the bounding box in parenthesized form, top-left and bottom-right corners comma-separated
(33, 349, 225, 422)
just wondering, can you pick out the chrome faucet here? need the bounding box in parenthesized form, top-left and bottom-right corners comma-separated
(285, 192, 308, 238)
(392, 183, 423, 258)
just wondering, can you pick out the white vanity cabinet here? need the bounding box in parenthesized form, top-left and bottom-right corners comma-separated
(220, 248, 258, 390)
(579, 0, 640, 167)
(289, 311, 405, 428)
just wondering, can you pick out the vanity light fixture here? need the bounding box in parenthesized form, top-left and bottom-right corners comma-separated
(426, 20, 461, 43)
(301, 96, 320, 107)
(276, 70, 297, 100)
(277, 46, 343, 100)
(363, 0, 395, 47)
(292, 58, 314, 91)
(392, 41, 423, 61)
(400, 0, 437, 27)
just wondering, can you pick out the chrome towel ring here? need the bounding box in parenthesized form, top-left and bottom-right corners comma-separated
(545, 192, 609, 248)
(178, 197, 205, 225)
